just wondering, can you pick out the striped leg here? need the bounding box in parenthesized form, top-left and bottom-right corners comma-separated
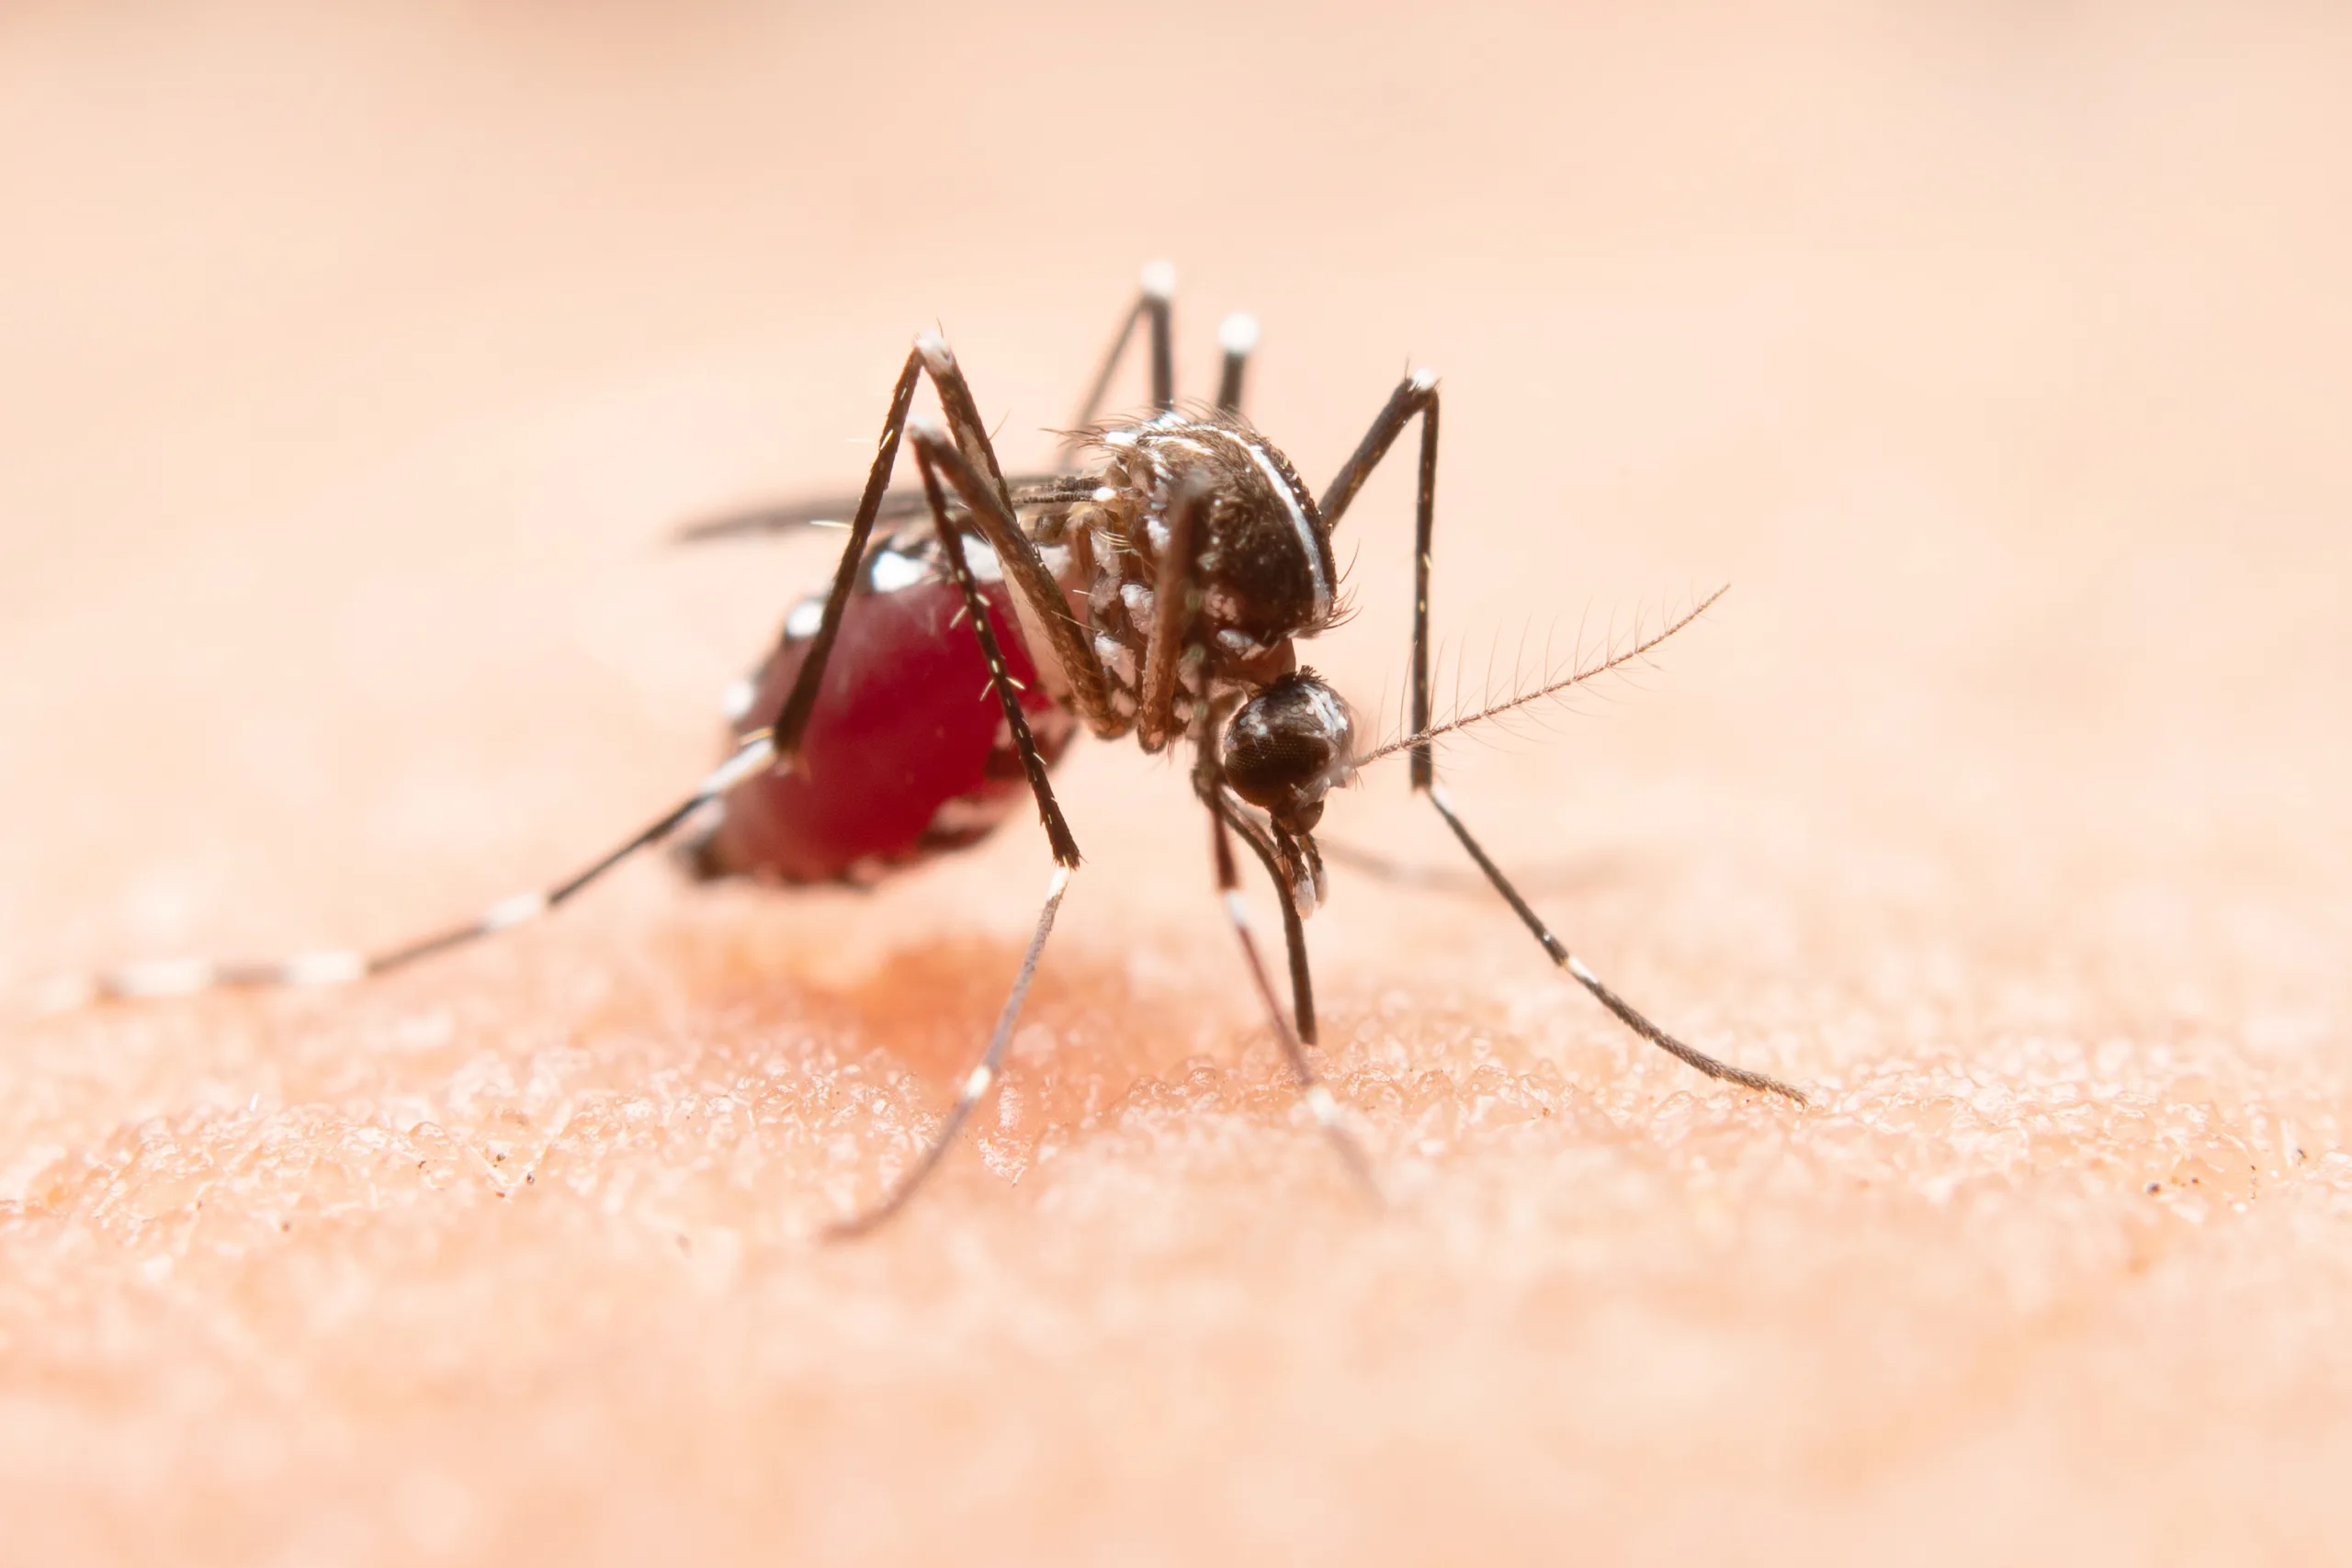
(1198, 760, 1377, 1198)
(1328, 369, 1804, 1103)
(752, 331, 1121, 770)
(825, 429, 1088, 1236)
(38, 333, 1089, 1021)
(1425, 787, 1805, 1102)
(824, 863, 1072, 1239)
(1216, 310, 1259, 413)
(45, 333, 942, 1012)
(1066, 259, 1179, 443)
(689, 262, 1184, 544)
(33, 734, 779, 1013)
(888, 344, 1125, 741)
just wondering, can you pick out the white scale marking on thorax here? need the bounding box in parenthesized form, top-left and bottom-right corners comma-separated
(1236, 434, 1331, 625)
(1148, 427, 1331, 626)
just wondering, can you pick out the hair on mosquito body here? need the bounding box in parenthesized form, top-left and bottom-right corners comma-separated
(40, 263, 1805, 1235)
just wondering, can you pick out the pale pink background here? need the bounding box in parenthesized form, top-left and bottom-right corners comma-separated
(3, 4, 2348, 1563)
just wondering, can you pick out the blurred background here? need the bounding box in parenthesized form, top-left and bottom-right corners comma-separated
(7, 0, 2348, 889)
(3, 2, 2347, 1563)
(6, 1, 2345, 950)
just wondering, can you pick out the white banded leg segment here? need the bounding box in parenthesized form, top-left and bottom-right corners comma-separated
(1216, 312, 1259, 412)
(698, 732, 778, 799)
(41, 731, 790, 1014)
(1067, 266, 1180, 446)
(828, 863, 1076, 1238)
(42, 946, 363, 1013)
(479, 890, 549, 933)
(1330, 342, 1800, 1104)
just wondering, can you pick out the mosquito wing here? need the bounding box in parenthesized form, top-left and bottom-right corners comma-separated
(676, 473, 1100, 544)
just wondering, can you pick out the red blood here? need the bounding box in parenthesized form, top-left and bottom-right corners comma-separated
(692, 575, 1073, 884)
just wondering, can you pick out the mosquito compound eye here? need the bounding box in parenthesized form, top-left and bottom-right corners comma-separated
(1221, 671, 1355, 834)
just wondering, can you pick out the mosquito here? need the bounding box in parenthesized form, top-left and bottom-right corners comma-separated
(46, 263, 1805, 1234)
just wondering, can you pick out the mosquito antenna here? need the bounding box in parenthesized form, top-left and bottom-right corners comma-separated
(1481, 620, 1500, 728)
(1353, 586, 1727, 769)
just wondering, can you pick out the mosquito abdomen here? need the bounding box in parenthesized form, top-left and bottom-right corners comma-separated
(684, 570, 1075, 885)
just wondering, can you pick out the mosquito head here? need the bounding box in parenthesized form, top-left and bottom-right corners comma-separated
(1221, 670, 1355, 834)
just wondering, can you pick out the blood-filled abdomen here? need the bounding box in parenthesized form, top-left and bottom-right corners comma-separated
(682, 535, 1076, 885)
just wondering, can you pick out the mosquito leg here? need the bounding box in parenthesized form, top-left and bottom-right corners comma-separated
(1057, 260, 1177, 467)
(761, 346, 926, 763)
(1066, 295, 1142, 444)
(823, 862, 1074, 1238)
(1325, 369, 1802, 1100)
(824, 433, 1094, 1234)
(1425, 788, 1805, 1103)
(40, 331, 1088, 1018)
(35, 732, 780, 1012)
(1145, 259, 1176, 415)
(902, 382, 1124, 737)
(1134, 468, 1216, 753)
(1316, 369, 1442, 787)
(769, 333, 1124, 753)
(905, 433, 1081, 868)
(1215, 311, 1258, 414)
(693, 263, 1182, 542)
(44, 333, 1064, 1015)
(1204, 792, 1379, 1197)
(1317, 368, 1440, 528)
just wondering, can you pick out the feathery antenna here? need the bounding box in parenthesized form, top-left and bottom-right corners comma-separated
(1353, 586, 1728, 769)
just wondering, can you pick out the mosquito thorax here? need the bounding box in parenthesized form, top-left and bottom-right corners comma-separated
(1220, 670, 1356, 834)
(1069, 414, 1339, 725)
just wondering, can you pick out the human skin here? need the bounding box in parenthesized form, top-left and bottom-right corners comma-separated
(4, 4, 2349, 1563)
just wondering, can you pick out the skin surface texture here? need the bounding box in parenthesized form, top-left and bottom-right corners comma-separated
(3, 4, 2348, 1563)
